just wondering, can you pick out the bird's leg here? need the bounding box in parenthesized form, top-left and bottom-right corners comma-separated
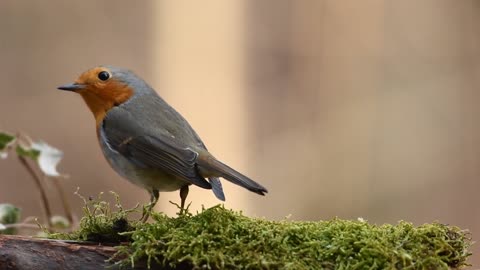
(141, 189, 159, 223)
(179, 185, 189, 215)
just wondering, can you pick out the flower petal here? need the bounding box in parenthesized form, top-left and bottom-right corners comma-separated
(31, 141, 63, 177)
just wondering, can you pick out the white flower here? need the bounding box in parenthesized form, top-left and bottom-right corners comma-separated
(0, 223, 5, 230)
(31, 141, 63, 177)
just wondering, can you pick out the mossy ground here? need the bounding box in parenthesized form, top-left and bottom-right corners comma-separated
(49, 193, 472, 269)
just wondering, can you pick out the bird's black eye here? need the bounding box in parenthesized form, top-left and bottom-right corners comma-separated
(98, 71, 110, 81)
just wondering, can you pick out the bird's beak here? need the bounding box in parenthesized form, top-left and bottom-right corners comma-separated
(57, 83, 85, 92)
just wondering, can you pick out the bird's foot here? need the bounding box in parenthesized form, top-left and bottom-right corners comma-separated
(180, 201, 192, 216)
(169, 200, 192, 216)
(140, 189, 159, 223)
(140, 203, 154, 223)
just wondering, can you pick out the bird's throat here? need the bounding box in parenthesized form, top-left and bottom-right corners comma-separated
(80, 91, 112, 126)
(79, 84, 133, 127)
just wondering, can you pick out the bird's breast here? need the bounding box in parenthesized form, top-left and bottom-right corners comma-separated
(98, 126, 186, 192)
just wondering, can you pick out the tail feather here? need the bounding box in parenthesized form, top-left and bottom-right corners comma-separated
(208, 177, 226, 201)
(198, 154, 268, 196)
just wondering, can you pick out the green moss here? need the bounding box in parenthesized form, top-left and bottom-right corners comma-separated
(49, 194, 472, 269)
(49, 192, 139, 243)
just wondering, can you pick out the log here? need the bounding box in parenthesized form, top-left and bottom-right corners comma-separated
(0, 235, 151, 270)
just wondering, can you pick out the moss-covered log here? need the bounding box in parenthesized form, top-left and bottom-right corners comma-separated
(46, 202, 472, 270)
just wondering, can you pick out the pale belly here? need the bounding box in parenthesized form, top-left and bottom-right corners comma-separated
(99, 135, 187, 192)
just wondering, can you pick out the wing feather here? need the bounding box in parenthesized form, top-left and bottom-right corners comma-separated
(102, 107, 211, 189)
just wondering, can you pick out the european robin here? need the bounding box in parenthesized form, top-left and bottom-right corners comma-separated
(58, 66, 267, 220)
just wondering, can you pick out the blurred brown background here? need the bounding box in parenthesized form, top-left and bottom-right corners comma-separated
(0, 0, 479, 266)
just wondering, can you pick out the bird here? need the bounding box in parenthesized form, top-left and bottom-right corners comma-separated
(58, 66, 267, 221)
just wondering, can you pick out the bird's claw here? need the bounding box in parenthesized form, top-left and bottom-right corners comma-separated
(139, 202, 154, 223)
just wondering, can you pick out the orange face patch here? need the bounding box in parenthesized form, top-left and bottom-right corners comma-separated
(73, 67, 133, 126)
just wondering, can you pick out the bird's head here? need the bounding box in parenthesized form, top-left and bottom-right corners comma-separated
(58, 66, 145, 125)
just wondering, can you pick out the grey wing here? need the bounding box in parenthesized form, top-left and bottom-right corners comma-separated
(130, 94, 209, 150)
(102, 107, 211, 189)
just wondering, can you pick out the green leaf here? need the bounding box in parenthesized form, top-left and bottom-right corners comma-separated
(16, 145, 40, 161)
(0, 132, 15, 151)
(0, 204, 20, 235)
